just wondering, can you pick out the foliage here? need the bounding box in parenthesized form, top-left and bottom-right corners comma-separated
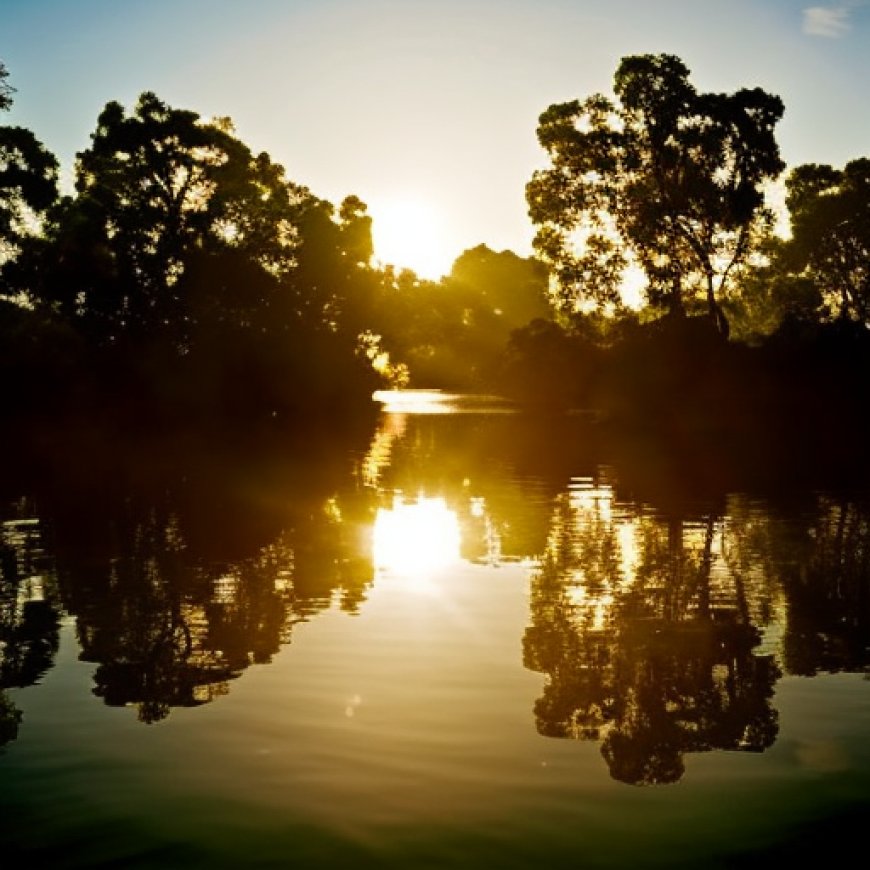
(448, 243, 550, 328)
(366, 246, 550, 389)
(37, 93, 303, 349)
(527, 54, 784, 335)
(1, 88, 387, 420)
(1, 57, 868, 430)
(778, 159, 870, 325)
(0, 62, 59, 272)
(500, 318, 602, 408)
(0, 61, 13, 112)
(730, 263, 821, 344)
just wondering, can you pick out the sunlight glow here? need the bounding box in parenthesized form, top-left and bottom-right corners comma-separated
(370, 197, 452, 280)
(373, 496, 461, 584)
(620, 264, 646, 310)
(372, 389, 459, 414)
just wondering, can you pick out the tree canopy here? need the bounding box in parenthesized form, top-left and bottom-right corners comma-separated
(0, 56, 868, 429)
(49, 92, 303, 349)
(780, 159, 870, 325)
(0, 84, 393, 420)
(0, 62, 58, 273)
(527, 53, 785, 336)
(448, 243, 549, 328)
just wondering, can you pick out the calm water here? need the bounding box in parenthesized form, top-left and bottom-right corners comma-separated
(2, 395, 870, 868)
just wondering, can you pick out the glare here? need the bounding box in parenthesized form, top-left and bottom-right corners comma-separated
(373, 496, 461, 584)
(621, 264, 646, 309)
(372, 389, 460, 414)
(568, 478, 613, 522)
(370, 197, 452, 280)
(617, 519, 639, 586)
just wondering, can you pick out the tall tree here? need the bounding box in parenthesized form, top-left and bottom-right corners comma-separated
(17, 92, 379, 356)
(527, 54, 784, 336)
(0, 61, 58, 274)
(4, 90, 387, 418)
(57, 92, 299, 349)
(781, 159, 870, 325)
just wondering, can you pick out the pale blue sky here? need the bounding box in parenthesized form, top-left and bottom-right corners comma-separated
(3, 0, 869, 276)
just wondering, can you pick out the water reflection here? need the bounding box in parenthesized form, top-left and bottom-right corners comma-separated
(776, 495, 870, 676)
(523, 484, 781, 784)
(363, 411, 870, 785)
(18, 426, 380, 727)
(1, 509, 61, 748)
(66, 502, 373, 724)
(2, 408, 869, 788)
(66, 516, 300, 723)
(373, 496, 461, 580)
(373, 389, 517, 415)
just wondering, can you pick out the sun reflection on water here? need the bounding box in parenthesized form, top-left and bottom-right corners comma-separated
(373, 495, 461, 587)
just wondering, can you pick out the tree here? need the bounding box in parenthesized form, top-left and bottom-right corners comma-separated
(283, 191, 378, 334)
(527, 54, 784, 336)
(448, 244, 550, 329)
(3, 89, 389, 419)
(0, 61, 13, 112)
(52, 92, 300, 349)
(780, 159, 870, 325)
(14, 92, 376, 346)
(0, 61, 58, 274)
(363, 245, 552, 390)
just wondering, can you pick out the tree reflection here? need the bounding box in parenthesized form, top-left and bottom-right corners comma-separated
(715, 493, 870, 678)
(6, 406, 870, 754)
(42, 436, 376, 724)
(523, 483, 780, 785)
(1, 512, 61, 748)
(777, 496, 870, 676)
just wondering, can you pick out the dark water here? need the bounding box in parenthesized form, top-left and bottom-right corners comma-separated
(2, 395, 869, 868)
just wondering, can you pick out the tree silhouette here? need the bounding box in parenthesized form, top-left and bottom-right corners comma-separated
(448, 244, 550, 331)
(364, 245, 550, 389)
(527, 54, 784, 336)
(2, 90, 387, 421)
(38, 93, 299, 350)
(778, 159, 870, 326)
(0, 61, 58, 275)
(774, 496, 870, 676)
(0, 62, 13, 112)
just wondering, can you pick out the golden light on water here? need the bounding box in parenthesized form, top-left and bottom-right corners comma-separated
(373, 496, 461, 583)
(360, 413, 407, 487)
(372, 389, 460, 414)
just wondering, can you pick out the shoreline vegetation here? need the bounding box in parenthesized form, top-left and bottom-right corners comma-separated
(1, 55, 868, 458)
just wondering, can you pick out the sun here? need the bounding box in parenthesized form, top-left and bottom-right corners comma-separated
(370, 197, 453, 280)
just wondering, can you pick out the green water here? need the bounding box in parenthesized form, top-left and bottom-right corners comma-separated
(2, 399, 869, 867)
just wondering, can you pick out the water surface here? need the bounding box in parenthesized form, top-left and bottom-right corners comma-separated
(2, 396, 869, 867)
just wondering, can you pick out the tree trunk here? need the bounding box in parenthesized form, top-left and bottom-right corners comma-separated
(706, 277, 729, 339)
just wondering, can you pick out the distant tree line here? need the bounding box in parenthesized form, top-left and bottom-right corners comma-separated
(1, 55, 868, 435)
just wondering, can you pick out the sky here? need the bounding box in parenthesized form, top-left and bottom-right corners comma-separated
(3, 0, 870, 278)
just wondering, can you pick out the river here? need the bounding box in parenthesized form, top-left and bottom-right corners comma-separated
(2, 393, 869, 867)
